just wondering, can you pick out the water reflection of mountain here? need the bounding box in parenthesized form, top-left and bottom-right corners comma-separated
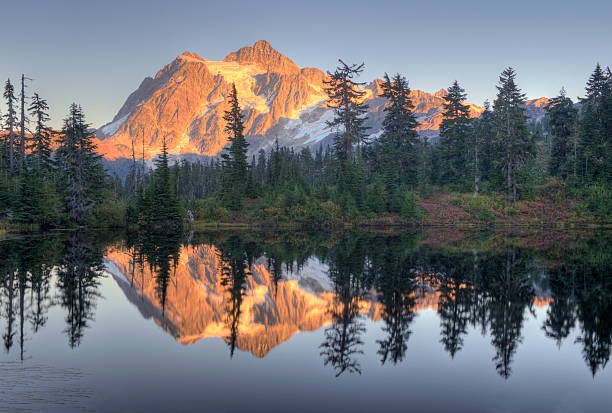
(106, 244, 381, 357)
(2, 230, 609, 380)
(104, 242, 552, 359)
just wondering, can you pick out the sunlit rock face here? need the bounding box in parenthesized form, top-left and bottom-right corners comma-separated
(96, 40, 490, 160)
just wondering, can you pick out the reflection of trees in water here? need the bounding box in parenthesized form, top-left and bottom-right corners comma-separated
(217, 236, 255, 358)
(437, 276, 471, 358)
(543, 267, 577, 347)
(320, 239, 370, 376)
(0, 237, 58, 358)
(1, 267, 16, 354)
(369, 236, 418, 365)
(128, 231, 181, 315)
(486, 247, 535, 379)
(56, 232, 105, 348)
(541, 235, 612, 376)
(1, 229, 611, 379)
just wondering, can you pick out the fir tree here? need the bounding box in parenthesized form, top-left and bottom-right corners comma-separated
(546, 88, 577, 179)
(492, 68, 534, 201)
(378, 73, 420, 193)
(3, 79, 18, 173)
(581, 63, 608, 104)
(578, 64, 612, 182)
(324, 60, 369, 164)
(474, 100, 495, 183)
(438, 80, 472, 187)
(28, 93, 53, 173)
(18, 74, 30, 169)
(145, 136, 182, 231)
(220, 83, 249, 210)
(56, 104, 105, 224)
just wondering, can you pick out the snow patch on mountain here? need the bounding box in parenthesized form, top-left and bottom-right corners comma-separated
(101, 114, 129, 137)
(283, 104, 334, 145)
(204, 60, 270, 114)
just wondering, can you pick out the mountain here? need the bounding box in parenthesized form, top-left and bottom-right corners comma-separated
(95, 40, 547, 161)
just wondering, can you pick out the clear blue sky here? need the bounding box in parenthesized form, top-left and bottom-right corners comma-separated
(2, 0, 611, 128)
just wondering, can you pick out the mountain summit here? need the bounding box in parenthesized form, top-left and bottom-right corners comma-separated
(96, 41, 546, 161)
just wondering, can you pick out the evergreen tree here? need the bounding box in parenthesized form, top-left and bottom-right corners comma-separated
(474, 100, 495, 183)
(18, 74, 29, 169)
(581, 63, 608, 104)
(578, 64, 612, 182)
(546, 88, 578, 179)
(324, 60, 369, 164)
(378, 73, 420, 193)
(56, 104, 105, 224)
(492, 68, 535, 201)
(144, 136, 182, 231)
(3, 79, 18, 173)
(28, 93, 53, 173)
(438, 80, 472, 187)
(220, 84, 249, 210)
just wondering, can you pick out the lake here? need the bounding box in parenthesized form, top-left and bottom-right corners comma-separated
(1, 229, 611, 412)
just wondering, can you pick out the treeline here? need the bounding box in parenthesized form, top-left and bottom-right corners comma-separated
(156, 62, 612, 226)
(2, 61, 611, 230)
(0, 76, 122, 228)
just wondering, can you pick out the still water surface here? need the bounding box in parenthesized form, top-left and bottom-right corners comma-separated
(1, 230, 611, 412)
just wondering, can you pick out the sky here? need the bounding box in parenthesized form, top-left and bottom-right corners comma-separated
(2, 0, 611, 129)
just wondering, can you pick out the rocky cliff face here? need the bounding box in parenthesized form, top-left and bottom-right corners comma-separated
(96, 40, 488, 160)
(96, 40, 550, 160)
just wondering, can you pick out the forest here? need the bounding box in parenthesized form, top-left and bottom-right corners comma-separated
(1, 63, 611, 233)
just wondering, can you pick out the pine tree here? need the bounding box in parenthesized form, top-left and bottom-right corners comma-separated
(474, 101, 495, 183)
(438, 81, 472, 187)
(28, 93, 53, 173)
(220, 83, 249, 210)
(145, 136, 182, 231)
(578, 64, 612, 183)
(18, 74, 30, 169)
(546, 88, 577, 179)
(581, 63, 608, 104)
(324, 60, 369, 164)
(3, 79, 18, 173)
(56, 104, 105, 224)
(378, 73, 420, 193)
(492, 68, 535, 201)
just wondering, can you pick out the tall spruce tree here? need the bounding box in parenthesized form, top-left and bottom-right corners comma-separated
(438, 81, 472, 187)
(492, 68, 534, 201)
(146, 136, 182, 231)
(56, 104, 105, 224)
(324, 60, 369, 164)
(3, 79, 18, 173)
(221, 83, 249, 210)
(472, 100, 495, 191)
(18, 74, 29, 169)
(578, 63, 612, 182)
(378, 73, 420, 192)
(546, 88, 577, 179)
(28, 93, 53, 172)
(581, 63, 608, 104)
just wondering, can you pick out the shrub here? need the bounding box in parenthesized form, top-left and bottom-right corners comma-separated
(391, 187, 423, 220)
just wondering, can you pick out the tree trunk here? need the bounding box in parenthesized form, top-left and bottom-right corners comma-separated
(507, 160, 512, 201)
(8, 97, 14, 173)
(19, 74, 26, 168)
(474, 136, 479, 196)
